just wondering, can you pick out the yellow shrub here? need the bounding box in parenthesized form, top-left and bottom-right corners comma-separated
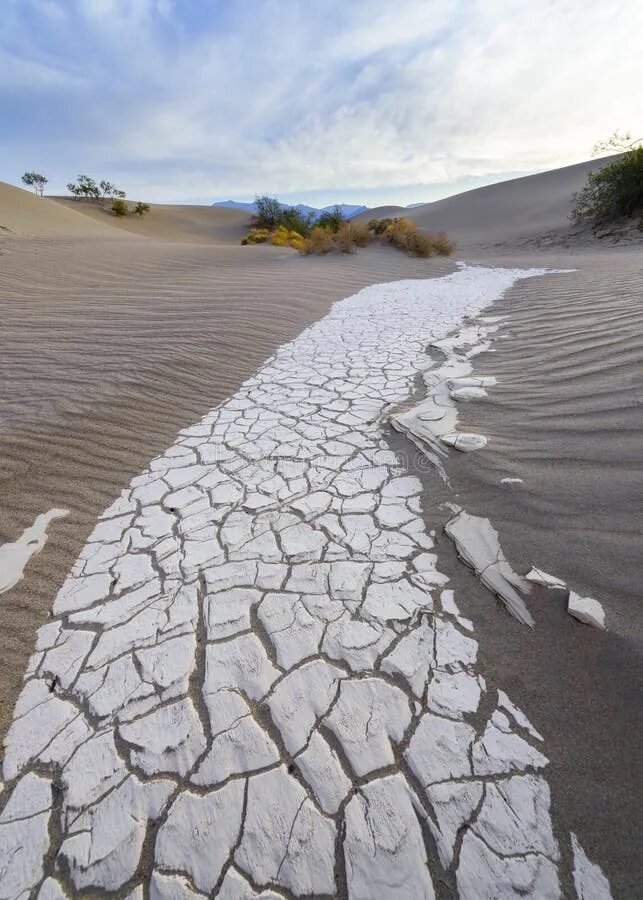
(243, 228, 270, 244)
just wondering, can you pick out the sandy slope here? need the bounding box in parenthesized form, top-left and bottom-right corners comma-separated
(52, 196, 250, 243)
(360, 156, 620, 250)
(0, 181, 127, 239)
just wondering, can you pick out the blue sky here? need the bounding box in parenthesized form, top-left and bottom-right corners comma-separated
(2, 0, 641, 206)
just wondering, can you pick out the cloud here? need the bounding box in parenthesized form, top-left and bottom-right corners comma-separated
(1, 0, 642, 204)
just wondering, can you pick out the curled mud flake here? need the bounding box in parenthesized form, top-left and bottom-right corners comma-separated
(445, 510, 534, 627)
(571, 832, 613, 900)
(525, 567, 567, 590)
(441, 432, 488, 452)
(0, 508, 69, 596)
(472, 775, 559, 860)
(567, 592, 606, 629)
(294, 731, 351, 815)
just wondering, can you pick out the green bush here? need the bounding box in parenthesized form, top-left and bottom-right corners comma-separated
(253, 196, 314, 236)
(134, 202, 150, 217)
(111, 199, 128, 217)
(316, 206, 347, 233)
(571, 147, 643, 224)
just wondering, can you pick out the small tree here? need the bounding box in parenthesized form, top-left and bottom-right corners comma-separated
(67, 175, 101, 200)
(100, 180, 116, 198)
(133, 202, 150, 217)
(111, 198, 128, 217)
(254, 195, 284, 229)
(21, 171, 48, 196)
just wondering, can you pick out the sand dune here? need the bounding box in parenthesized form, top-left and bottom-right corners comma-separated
(359, 156, 620, 250)
(52, 196, 251, 243)
(0, 181, 126, 239)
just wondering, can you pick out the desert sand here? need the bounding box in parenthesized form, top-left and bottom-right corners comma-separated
(0, 162, 640, 897)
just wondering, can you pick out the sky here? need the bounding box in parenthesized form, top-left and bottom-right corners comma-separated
(1, 0, 642, 207)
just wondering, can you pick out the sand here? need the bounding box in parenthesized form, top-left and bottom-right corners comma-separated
(0, 160, 641, 895)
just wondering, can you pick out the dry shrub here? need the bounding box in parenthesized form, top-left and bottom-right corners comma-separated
(387, 218, 417, 251)
(428, 230, 455, 255)
(302, 226, 335, 254)
(367, 217, 454, 257)
(406, 230, 433, 257)
(349, 222, 373, 247)
(335, 222, 374, 253)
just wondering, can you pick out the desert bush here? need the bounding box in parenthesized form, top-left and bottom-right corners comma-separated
(302, 226, 335, 254)
(367, 217, 393, 235)
(571, 146, 643, 224)
(366, 216, 453, 257)
(336, 221, 373, 253)
(21, 171, 48, 196)
(111, 199, 128, 217)
(253, 196, 314, 236)
(134, 202, 150, 217)
(405, 230, 433, 257)
(254, 195, 283, 229)
(429, 230, 455, 255)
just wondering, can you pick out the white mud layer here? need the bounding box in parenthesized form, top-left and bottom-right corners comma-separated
(392, 310, 503, 473)
(0, 508, 69, 596)
(0, 267, 599, 898)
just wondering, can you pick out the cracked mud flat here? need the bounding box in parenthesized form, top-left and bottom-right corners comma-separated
(0, 267, 610, 899)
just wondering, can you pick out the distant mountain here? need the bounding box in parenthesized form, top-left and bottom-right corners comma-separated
(212, 200, 368, 220)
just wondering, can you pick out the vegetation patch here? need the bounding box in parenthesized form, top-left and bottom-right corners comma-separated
(367, 217, 454, 257)
(241, 196, 453, 257)
(571, 132, 643, 226)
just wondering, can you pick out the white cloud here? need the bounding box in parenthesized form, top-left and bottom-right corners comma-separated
(1, 0, 642, 203)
